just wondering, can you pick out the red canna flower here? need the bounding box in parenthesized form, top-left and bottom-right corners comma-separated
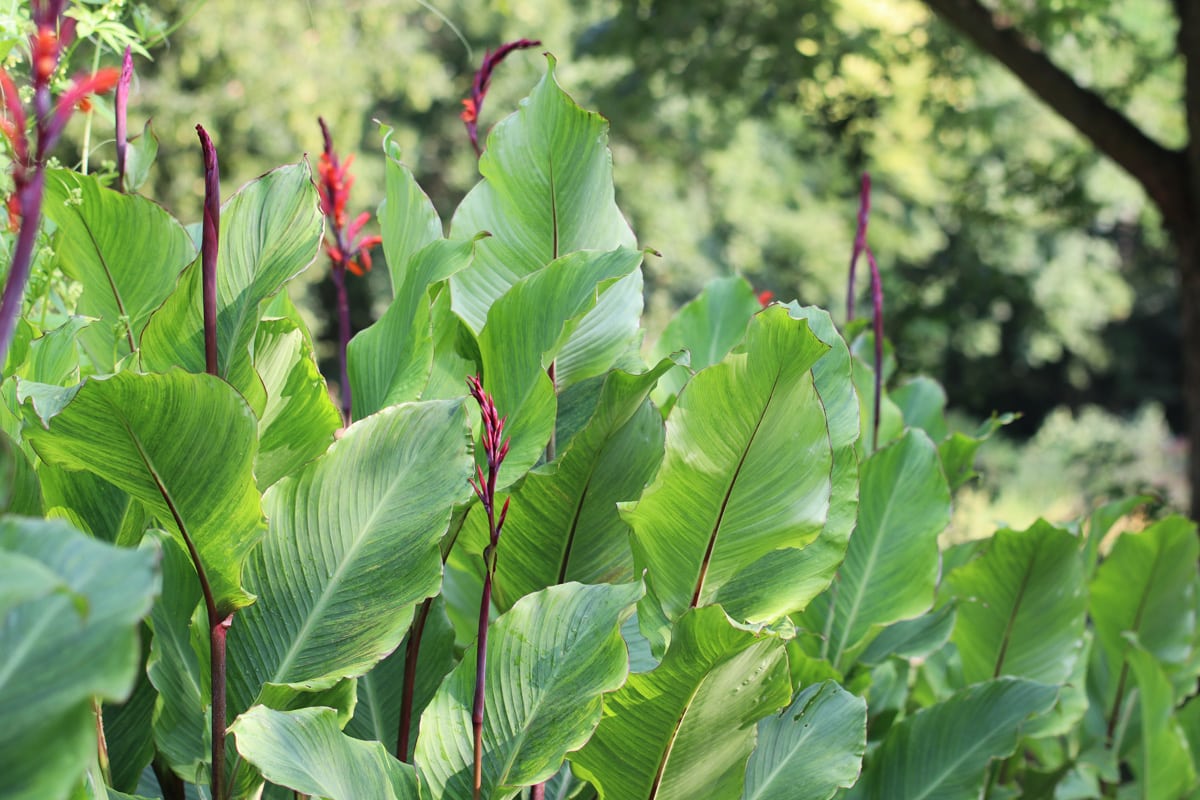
(461, 38, 541, 157)
(757, 290, 774, 307)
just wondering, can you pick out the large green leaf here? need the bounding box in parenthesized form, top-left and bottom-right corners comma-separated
(476, 247, 643, 485)
(42, 169, 196, 372)
(140, 162, 323, 411)
(946, 520, 1087, 684)
(231, 706, 420, 800)
(415, 581, 643, 800)
(25, 370, 265, 616)
(449, 55, 636, 333)
(228, 399, 472, 718)
(742, 680, 866, 800)
(0, 517, 159, 800)
(458, 359, 673, 611)
(570, 605, 792, 800)
(378, 131, 444, 294)
(651, 275, 761, 404)
(814, 428, 950, 671)
(622, 305, 832, 637)
(850, 678, 1058, 799)
(1126, 640, 1197, 799)
(39, 464, 146, 546)
(253, 317, 342, 490)
(348, 238, 477, 418)
(1090, 516, 1198, 671)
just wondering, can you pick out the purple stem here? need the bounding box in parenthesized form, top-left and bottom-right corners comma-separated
(196, 125, 220, 377)
(331, 263, 351, 423)
(530, 784, 545, 799)
(0, 172, 45, 369)
(463, 39, 541, 157)
(396, 597, 433, 761)
(867, 246, 884, 451)
(115, 46, 132, 193)
(846, 173, 871, 322)
(211, 615, 232, 800)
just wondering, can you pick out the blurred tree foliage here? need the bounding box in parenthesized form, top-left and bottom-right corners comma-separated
(30, 0, 1185, 449)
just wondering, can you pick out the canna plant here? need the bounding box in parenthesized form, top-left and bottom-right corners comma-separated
(2, 19, 1199, 800)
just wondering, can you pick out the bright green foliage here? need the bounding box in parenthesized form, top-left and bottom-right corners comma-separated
(850, 678, 1058, 799)
(946, 520, 1087, 684)
(624, 305, 833, 639)
(24, 370, 264, 616)
(809, 429, 951, 670)
(571, 606, 792, 800)
(415, 582, 643, 799)
(140, 163, 323, 412)
(0, 517, 159, 800)
(742, 681, 867, 800)
(42, 170, 196, 373)
(231, 706, 420, 800)
(229, 400, 472, 714)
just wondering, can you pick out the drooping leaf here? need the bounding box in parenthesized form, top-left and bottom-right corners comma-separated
(449, 54, 636, 333)
(937, 413, 1013, 492)
(814, 429, 950, 671)
(1090, 515, 1198, 669)
(742, 680, 866, 800)
(231, 706, 419, 800)
(858, 603, 957, 666)
(25, 370, 264, 616)
(228, 400, 472, 718)
(18, 316, 92, 387)
(0, 517, 159, 800)
(459, 358, 673, 611)
(623, 305, 833, 640)
(415, 581, 644, 800)
(946, 520, 1087, 684)
(476, 246, 643, 485)
(850, 678, 1058, 799)
(141, 162, 323, 412)
(253, 317, 342, 490)
(570, 605, 792, 800)
(42, 169, 196, 372)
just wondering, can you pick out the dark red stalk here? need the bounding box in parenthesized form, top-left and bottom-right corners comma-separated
(466, 375, 511, 800)
(846, 173, 871, 322)
(530, 784, 546, 799)
(867, 246, 884, 451)
(210, 614, 232, 800)
(0, 3, 117, 369)
(396, 596, 432, 761)
(316, 117, 380, 424)
(460, 39, 541, 157)
(114, 46, 132, 192)
(196, 126, 220, 376)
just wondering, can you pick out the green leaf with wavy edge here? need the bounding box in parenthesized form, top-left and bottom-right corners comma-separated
(1090, 515, 1198, 670)
(0, 517, 159, 800)
(415, 581, 644, 800)
(816, 428, 950, 672)
(652, 275, 761, 405)
(622, 305, 832, 641)
(18, 315, 91, 387)
(25, 370, 264, 616)
(449, 54, 636, 333)
(742, 680, 866, 800)
(232, 706, 419, 800)
(228, 399, 472, 723)
(42, 169, 196, 372)
(850, 678, 1057, 800)
(348, 238, 478, 419)
(947, 520, 1087, 685)
(253, 317, 342, 490)
(459, 358, 674, 611)
(570, 605, 792, 800)
(141, 162, 323, 413)
(477, 246, 644, 486)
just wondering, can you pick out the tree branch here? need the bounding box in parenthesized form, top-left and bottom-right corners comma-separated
(922, 0, 1191, 230)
